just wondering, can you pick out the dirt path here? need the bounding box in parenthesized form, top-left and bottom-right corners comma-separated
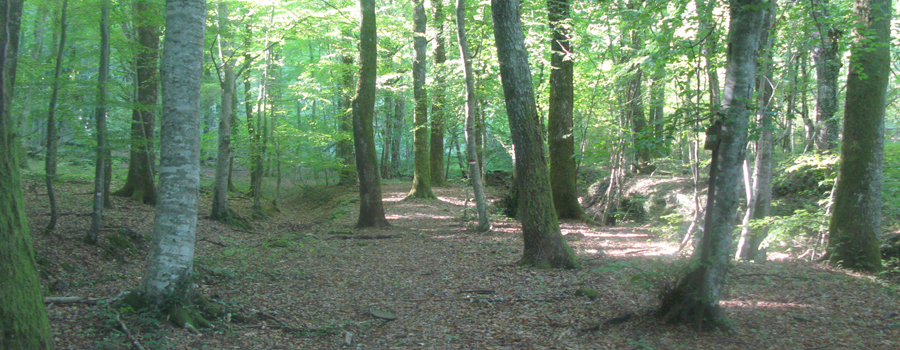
(30, 181, 900, 349)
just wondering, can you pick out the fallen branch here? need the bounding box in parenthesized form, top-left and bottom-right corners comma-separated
(115, 311, 146, 350)
(43, 296, 103, 304)
(199, 237, 228, 247)
(330, 235, 399, 240)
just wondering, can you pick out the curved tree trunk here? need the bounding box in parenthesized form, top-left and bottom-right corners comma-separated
(547, 0, 584, 220)
(407, 0, 436, 199)
(352, 0, 389, 228)
(826, 0, 890, 272)
(492, 0, 577, 269)
(137, 0, 206, 311)
(44, 0, 69, 234)
(0, 0, 54, 347)
(657, 0, 765, 330)
(455, 0, 489, 232)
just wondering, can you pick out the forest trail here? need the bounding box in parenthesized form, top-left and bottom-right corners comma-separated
(28, 179, 900, 349)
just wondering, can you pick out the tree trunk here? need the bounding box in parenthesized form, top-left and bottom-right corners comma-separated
(88, 0, 111, 244)
(407, 0, 436, 199)
(547, 0, 584, 220)
(695, 0, 720, 107)
(137, 0, 206, 311)
(455, 0, 489, 232)
(352, 0, 389, 228)
(429, 0, 446, 187)
(737, 0, 776, 261)
(44, 0, 69, 234)
(211, 1, 236, 223)
(826, 0, 890, 272)
(492, 0, 577, 269)
(338, 54, 357, 186)
(657, 0, 764, 329)
(0, 0, 54, 347)
(811, 0, 841, 151)
(391, 96, 404, 177)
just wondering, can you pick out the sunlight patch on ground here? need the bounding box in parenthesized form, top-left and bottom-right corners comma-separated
(386, 213, 456, 220)
(721, 300, 821, 311)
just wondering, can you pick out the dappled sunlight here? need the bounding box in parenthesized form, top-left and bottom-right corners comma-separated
(386, 213, 455, 220)
(721, 299, 823, 311)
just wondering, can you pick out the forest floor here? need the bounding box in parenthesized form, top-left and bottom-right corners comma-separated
(25, 177, 900, 349)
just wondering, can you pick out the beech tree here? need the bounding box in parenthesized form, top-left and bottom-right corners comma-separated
(657, 0, 765, 329)
(0, 1, 54, 347)
(826, 0, 891, 272)
(353, 0, 389, 228)
(492, 0, 577, 269)
(406, 0, 436, 199)
(130, 0, 207, 325)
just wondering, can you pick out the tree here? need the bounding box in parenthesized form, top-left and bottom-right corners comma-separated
(455, 0, 489, 232)
(131, 0, 207, 324)
(547, 0, 584, 220)
(115, 0, 160, 205)
(406, 0, 436, 199)
(657, 0, 765, 329)
(88, 0, 111, 245)
(811, 0, 841, 150)
(337, 54, 357, 186)
(826, 0, 891, 272)
(0, 0, 54, 347)
(210, 1, 243, 226)
(429, 0, 446, 187)
(352, 0, 389, 228)
(44, 0, 69, 234)
(492, 0, 577, 269)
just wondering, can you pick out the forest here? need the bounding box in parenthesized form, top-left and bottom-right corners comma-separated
(1, 0, 900, 348)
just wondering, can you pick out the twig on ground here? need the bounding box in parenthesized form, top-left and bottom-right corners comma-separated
(199, 237, 228, 247)
(43, 296, 103, 304)
(115, 311, 146, 350)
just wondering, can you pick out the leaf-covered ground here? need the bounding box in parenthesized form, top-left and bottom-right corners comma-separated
(26, 178, 900, 349)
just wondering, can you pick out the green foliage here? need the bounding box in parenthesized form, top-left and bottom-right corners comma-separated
(883, 142, 900, 228)
(750, 208, 829, 256)
(771, 153, 839, 199)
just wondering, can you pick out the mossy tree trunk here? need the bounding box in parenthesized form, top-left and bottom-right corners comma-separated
(135, 0, 206, 320)
(492, 0, 577, 269)
(115, 0, 160, 205)
(826, 0, 890, 273)
(0, 1, 54, 347)
(407, 0, 436, 199)
(547, 0, 584, 220)
(352, 0, 389, 228)
(657, 0, 765, 330)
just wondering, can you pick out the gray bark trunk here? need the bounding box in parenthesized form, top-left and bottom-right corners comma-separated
(211, 2, 235, 223)
(139, 0, 206, 303)
(811, 0, 841, 150)
(407, 0, 435, 199)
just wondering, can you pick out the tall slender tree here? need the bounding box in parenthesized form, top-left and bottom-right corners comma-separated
(407, 0, 436, 199)
(455, 0, 489, 232)
(657, 0, 765, 329)
(337, 54, 357, 186)
(0, 1, 54, 347)
(131, 0, 207, 324)
(88, 0, 111, 244)
(211, 1, 238, 224)
(44, 0, 69, 233)
(492, 0, 577, 269)
(429, 0, 446, 186)
(115, 0, 160, 205)
(811, 0, 841, 150)
(826, 0, 891, 272)
(353, 0, 389, 228)
(547, 0, 584, 220)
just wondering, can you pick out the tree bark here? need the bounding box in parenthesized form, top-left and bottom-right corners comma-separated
(811, 0, 841, 150)
(657, 0, 764, 329)
(547, 0, 584, 220)
(211, 1, 236, 223)
(429, 0, 446, 187)
(492, 0, 577, 269)
(115, 0, 159, 205)
(407, 0, 436, 199)
(337, 54, 357, 186)
(737, 0, 776, 261)
(44, 0, 69, 234)
(0, 0, 54, 347)
(352, 0, 389, 228)
(455, 0, 489, 232)
(826, 0, 890, 272)
(88, 0, 111, 244)
(137, 0, 206, 308)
